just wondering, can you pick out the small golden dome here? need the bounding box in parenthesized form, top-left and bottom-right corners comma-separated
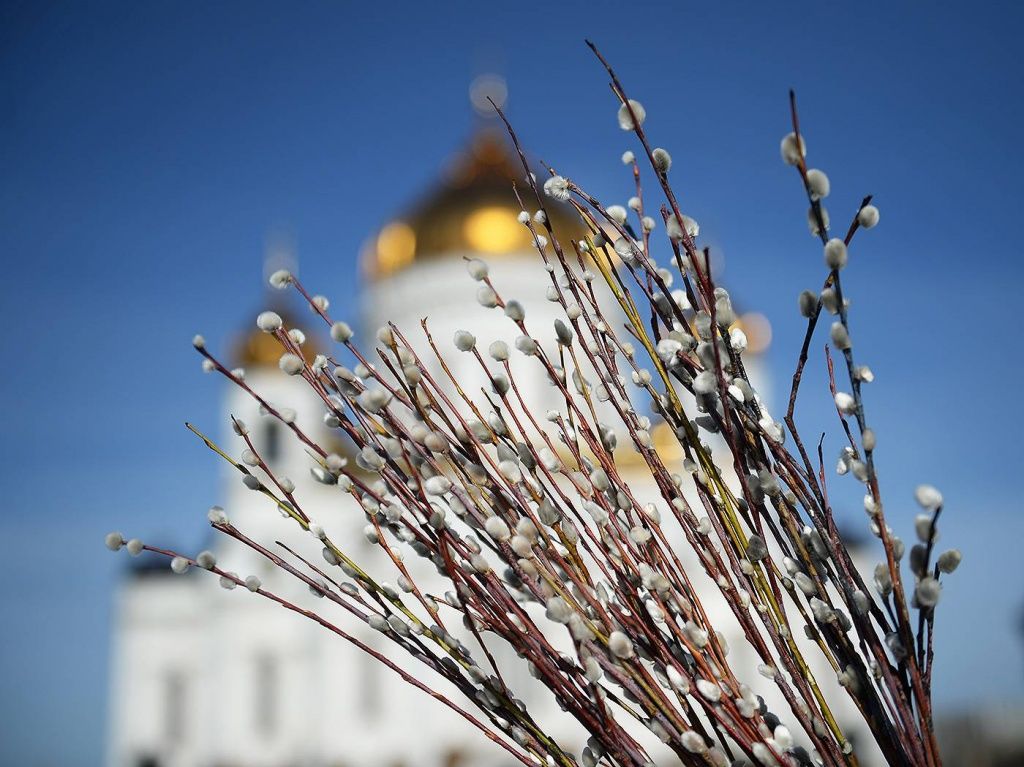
(730, 312, 772, 354)
(363, 129, 585, 280)
(233, 304, 321, 368)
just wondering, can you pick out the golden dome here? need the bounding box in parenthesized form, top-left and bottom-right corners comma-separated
(233, 304, 321, 368)
(363, 128, 585, 280)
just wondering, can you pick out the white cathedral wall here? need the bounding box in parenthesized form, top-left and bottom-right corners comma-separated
(362, 252, 601, 421)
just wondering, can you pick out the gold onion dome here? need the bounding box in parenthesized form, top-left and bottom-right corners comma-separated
(234, 302, 321, 367)
(363, 128, 586, 280)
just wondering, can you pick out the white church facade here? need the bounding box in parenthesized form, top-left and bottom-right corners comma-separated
(107, 107, 878, 767)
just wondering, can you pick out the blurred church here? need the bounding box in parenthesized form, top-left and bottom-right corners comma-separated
(106, 77, 874, 767)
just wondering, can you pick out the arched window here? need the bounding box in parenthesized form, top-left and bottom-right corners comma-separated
(358, 641, 381, 720)
(163, 669, 186, 743)
(254, 652, 279, 737)
(262, 419, 282, 464)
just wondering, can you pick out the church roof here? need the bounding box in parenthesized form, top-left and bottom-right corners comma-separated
(125, 549, 180, 577)
(362, 128, 586, 280)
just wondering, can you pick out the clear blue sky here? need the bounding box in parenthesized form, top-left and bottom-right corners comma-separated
(2, 1, 1022, 764)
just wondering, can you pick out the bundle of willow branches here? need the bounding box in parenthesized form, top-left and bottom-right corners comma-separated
(108, 44, 959, 767)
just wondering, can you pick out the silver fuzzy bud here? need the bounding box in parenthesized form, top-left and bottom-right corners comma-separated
(798, 290, 818, 318)
(554, 319, 573, 346)
(936, 549, 962, 574)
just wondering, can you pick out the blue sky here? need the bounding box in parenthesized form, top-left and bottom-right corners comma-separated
(2, 1, 1022, 764)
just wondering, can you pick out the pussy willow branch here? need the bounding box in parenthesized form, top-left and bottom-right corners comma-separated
(783, 91, 937, 765)
(107, 42, 958, 767)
